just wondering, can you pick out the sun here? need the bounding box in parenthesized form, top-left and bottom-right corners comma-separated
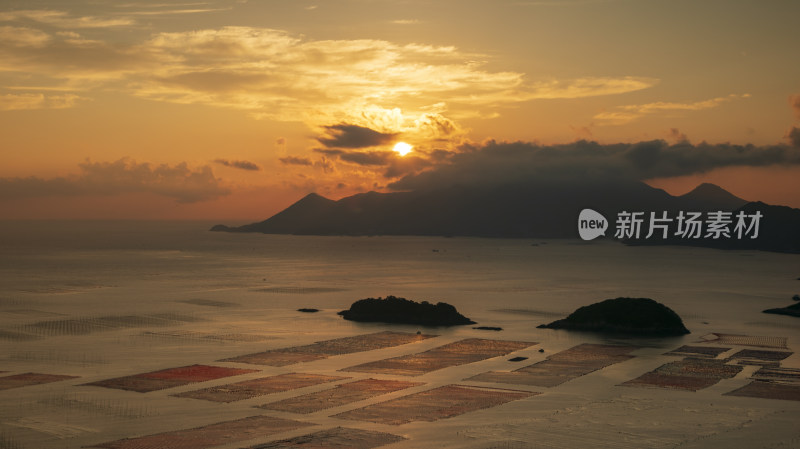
(392, 142, 413, 156)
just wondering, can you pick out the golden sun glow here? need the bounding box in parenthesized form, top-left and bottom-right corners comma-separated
(393, 142, 413, 156)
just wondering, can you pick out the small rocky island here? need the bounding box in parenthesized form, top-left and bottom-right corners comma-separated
(537, 297, 690, 336)
(338, 295, 475, 326)
(763, 302, 800, 318)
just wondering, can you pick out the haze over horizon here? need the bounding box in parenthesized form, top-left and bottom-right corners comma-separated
(1, 0, 799, 220)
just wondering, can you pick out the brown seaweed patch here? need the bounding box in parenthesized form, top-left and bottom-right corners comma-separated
(751, 366, 800, 383)
(342, 338, 535, 376)
(0, 373, 79, 391)
(664, 345, 730, 359)
(259, 378, 423, 414)
(140, 330, 273, 342)
(88, 415, 312, 449)
(724, 380, 800, 401)
(468, 344, 637, 387)
(173, 373, 348, 403)
(621, 358, 743, 391)
(333, 384, 535, 425)
(220, 331, 435, 367)
(179, 299, 239, 308)
(0, 329, 40, 341)
(84, 365, 258, 393)
(255, 287, 347, 294)
(697, 333, 787, 349)
(725, 349, 793, 366)
(249, 427, 406, 449)
(18, 313, 202, 338)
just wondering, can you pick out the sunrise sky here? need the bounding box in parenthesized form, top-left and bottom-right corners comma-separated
(1, 0, 799, 220)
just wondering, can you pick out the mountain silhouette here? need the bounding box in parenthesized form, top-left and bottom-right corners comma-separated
(211, 181, 797, 253)
(677, 183, 748, 210)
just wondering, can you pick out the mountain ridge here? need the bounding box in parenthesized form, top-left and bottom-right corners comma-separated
(210, 181, 798, 253)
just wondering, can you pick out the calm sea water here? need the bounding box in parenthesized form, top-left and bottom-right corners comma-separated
(0, 220, 797, 330)
(0, 220, 798, 449)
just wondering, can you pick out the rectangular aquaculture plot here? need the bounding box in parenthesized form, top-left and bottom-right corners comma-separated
(723, 366, 800, 401)
(620, 358, 743, 391)
(664, 345, 731, 359)
(259, 378, 424, 414)
(333, 384, 535, 425)
(724, 380, 800, 402)
(725, 349, 793, 366)
(220, 331, 436, 367)
(249, 427, 406, 449)
(173, 373, 348, 403)
(0, 372, 78, 390)
(467, 344, 637, 387)
(84, 364, 259, 393)
(341, 338, 535, 376)
(697, 333, 788, 349)
(89, 415, 313, 449)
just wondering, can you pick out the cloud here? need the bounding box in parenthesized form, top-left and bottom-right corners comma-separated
(0, 92, 83, 110)
(392, 19, 420, 25)
(0, 158, 229, 202)
(389, 139, 800, 191)
(0, 18, 656, 126)
(667, 128, 689, 143)
(787, 127, 800, 148)
(0, 26, 51, 47)
(279, 156, 313, 166)
(213, 158, 260, 171)
(594, 94, 749, 124)
(0, 10, 134, 28)
(317, 124, 398, 149)
(314, 149, 396, 166)
(790, 94, 800, 120)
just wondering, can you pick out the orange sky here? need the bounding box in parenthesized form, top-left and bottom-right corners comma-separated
(1, 0, 799, 220)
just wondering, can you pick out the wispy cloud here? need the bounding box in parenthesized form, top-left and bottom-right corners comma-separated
(790, 94, 800, 120)
(279, 156, 313, 166)
(125, 8, 229, 16)
(0, 10, 135, 28)
(0, 159, 229, 203)
(594, 94, 750, 124)
(0, 19, 656, 130)
(0, 92, 84, 110)
(213, 158, 260, 171)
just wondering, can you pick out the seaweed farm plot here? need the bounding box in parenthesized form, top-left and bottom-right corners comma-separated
(341, 338, 535, 376)
(220, 331, 435, 367)
(725, 349, 793, 367)
(724, 365, 800, 402)
(139, 330, 274, 343)
(17, 313, 202, 338)
(173, 373, 348, 403)
(467, 344, 637, 387)
(84, 364, 259, 393)
(88, 415, 313, 449)
(0, 373, 78, 391)
(249, 427, 406, 449)
(620, 358, 743, 391)
(259, 378, 424, 414)
(333, 384, 536, 425)
(663, 345, 731, 359)
(697, 333, 788, 349)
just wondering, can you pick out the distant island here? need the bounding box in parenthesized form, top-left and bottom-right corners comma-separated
(211, 180, 800, 253)
(338, 295, 475, 326)
(762, 302, 800, 318)
(538, 297, 690, 336)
